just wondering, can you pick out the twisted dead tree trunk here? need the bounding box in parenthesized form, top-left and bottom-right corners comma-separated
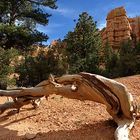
(0, 72, 138, 140)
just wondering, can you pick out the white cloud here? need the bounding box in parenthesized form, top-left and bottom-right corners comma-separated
(43, 6, 77, 18)
(98, 23, 106, 30)
(37, 23, 64, 34)
(55, 8, 76, 17)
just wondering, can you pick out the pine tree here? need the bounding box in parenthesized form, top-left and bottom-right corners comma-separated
(103, 42, 119, 78)
(0, 0, 57, 49)
(64, 12, 102, 74)
(118, 40, 139, 76)
(16, 41, 67, 87)
(0, 47, 19, 88)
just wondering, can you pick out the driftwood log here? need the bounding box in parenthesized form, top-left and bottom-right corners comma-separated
(0, 72, 139, 140)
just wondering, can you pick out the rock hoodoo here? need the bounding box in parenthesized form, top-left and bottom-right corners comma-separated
(101, 7, 140, 49)
(129, 16, 140, 42)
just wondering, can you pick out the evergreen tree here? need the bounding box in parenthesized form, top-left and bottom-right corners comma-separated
(118, 40, 140, 76)
(16, 50, 49, 86)
(103, 39, 140, 78)
(48, 39, 68, 75)
(135, 42, 140, 73)
(0, 47, 19, 88)
(16, 42, 67, 87)
(103, 42, 119, 78)
(64, 12, 101, 74)
(0, 0, 57, 49)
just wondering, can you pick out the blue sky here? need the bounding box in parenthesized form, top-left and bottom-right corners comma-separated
(37, 0, 140, 45)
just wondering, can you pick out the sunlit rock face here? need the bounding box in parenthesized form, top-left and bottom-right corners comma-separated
(129, 16, 140, 42)
(101, 7, 140, 50)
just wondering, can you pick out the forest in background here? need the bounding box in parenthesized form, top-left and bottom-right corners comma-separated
(0, 0, 140, 88)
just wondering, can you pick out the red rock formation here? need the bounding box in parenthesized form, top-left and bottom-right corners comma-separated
(129, 17, 140, 42)
(51, 40, 59, 46)
(50, 40, 67, 48)
(30, 45, 48, 57)
(101, 7, 140, 49)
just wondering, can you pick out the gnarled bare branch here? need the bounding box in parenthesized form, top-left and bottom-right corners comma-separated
(0, 72, 137, 140)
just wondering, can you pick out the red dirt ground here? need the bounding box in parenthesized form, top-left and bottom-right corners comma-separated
(0, 75, 140, 140)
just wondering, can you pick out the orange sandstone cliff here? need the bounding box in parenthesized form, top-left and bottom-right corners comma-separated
(101, 7, 140, 49)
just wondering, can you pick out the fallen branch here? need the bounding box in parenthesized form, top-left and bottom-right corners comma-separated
(0, 72, 138, 140)
(0, 96, 45, 114)
(0, 98, 31, 114)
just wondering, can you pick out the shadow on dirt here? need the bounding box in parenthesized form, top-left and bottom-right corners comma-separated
(0, 106, 38, 123)
(0, 125, 23, 140)
(34, 119, 117, 140)
(0, 114, 39, 128)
